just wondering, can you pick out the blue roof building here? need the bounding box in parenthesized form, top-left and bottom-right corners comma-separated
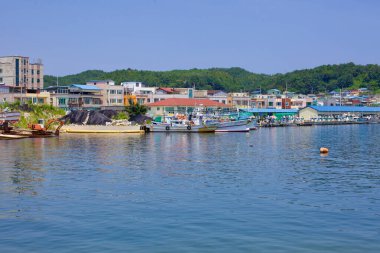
(241, 108, 298, 118)
(69, 84, 101, 92)
(299, 105, 380, 120)
(242, 108, 298, 114)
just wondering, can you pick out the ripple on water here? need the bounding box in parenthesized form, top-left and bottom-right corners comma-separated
(0, 126, 380, 252)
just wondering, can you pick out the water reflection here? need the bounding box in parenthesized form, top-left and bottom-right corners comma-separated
(0, 126, 380, 252)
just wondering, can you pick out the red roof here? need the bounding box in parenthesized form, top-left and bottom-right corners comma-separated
(147, 98, 230, 107)
(157, 87, 175, 94)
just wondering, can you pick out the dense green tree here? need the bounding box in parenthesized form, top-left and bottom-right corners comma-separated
(125, 99, 147, 118)
(44, 63, 380, 94)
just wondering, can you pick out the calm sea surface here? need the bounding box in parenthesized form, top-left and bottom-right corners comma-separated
(0, 125, 380, 252)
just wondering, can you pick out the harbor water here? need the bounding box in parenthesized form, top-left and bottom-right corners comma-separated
(0, 125, 379, 252)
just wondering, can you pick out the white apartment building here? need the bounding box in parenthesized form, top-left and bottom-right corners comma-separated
(121, 82, 156, 104)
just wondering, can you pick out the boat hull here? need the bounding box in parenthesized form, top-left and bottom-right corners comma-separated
(61, 125, 144, 133)
(148, 124, 216, 133)
(215, 124, 249, 132)
(209, 119, 251, 132)
(0, 134, 29, 140)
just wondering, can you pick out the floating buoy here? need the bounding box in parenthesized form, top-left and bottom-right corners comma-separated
(320, 147, 329, 153)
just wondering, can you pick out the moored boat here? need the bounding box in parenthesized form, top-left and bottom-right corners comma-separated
(205, 119, 250, 132)
(147, 122, 216, 133)
(0, 133, 29, 140)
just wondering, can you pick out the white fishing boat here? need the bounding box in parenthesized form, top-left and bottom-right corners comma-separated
(148, 122, 216, 132)
(147, 116, 216, 133)
(205, 119, 250, 132)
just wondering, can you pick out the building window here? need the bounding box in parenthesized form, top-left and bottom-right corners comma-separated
(0, 77, 3, 83)
(37, 70, 40, 75)
(58, 98, 66, 105)
(31, 69, 34, 75)
(0, 68, 2, 73)
(117, 90, 122, 94)
(32, 78, 34, 83)
(37, 79, 40, 83)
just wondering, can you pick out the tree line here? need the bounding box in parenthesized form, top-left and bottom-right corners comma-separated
(44, 63, 380, 94)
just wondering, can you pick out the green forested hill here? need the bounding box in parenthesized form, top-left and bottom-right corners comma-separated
(44, 63, 380, 94)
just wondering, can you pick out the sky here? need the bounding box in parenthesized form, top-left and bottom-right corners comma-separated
(1, 0, 380, 76)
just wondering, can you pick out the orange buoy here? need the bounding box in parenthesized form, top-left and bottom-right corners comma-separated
(320, 147, 329, 153)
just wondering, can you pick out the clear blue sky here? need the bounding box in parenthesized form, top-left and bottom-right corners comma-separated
(1, 0, 379, 76)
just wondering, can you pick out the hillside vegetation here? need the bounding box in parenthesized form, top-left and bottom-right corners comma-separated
(44, 63, 380, 94)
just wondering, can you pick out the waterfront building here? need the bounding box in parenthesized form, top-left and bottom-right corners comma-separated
(242, 108, 298, 119)
(299, 106, 380, 120)
(0, 56, 43, 90)
(229, 92, 251, 108)
(267, 89, 281, 96)
(121, 81, 145, 93)
(266, 95, 278, 109)
(290, 94, 313, 109)
(151, 87, 194, 103)
(250, 94, 267, 108)
(195, 90, 229, 105)
(146, 98, 230, 117)
(121, 81, 155, 104)
(45, 84, 102, 110)
(86, 80, 124, 108)
(0, 85, 13, 103)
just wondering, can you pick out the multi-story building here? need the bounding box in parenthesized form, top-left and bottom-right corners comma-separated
(229, 92, 251, 108)
(146, 98, 230, 117)
(45, 84, 102, 110)
(194, 90, 229, 104)
(0, 56, 43, 90)
(151, 87, 194, 103)
(121, 81, 156, 104)
(86, 80, 124, 107)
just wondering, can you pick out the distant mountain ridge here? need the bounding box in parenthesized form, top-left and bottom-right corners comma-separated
(44, 63, 380, 94)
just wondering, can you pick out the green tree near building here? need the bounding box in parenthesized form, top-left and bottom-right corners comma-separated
(125, 98, 147, 118)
